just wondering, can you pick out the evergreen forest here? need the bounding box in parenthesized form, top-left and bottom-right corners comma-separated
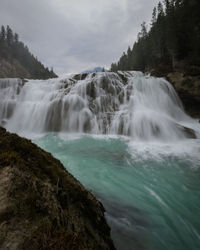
(111, 0, 200, 75)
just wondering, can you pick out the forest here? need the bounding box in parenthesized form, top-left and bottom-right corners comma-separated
(111, 0, 200, 75)
(0, 25, 57, 79)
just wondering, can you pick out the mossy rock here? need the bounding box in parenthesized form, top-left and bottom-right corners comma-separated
(0, 127, 115, 250)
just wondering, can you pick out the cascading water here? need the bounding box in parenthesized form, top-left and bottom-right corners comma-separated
(0, 78, 24, 126)
(0, 73, 123, 134)
(0, 72, 199, 140)
(110, 75, 199, 140)
(1, 72, 200, 250)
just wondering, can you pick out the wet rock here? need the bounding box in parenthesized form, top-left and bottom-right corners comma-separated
(73, 74, 81, 81)
(149, 64, 200, 117)
(182, 126, 197, 139)
(117, 72, 129, 84)
(73, 73, 89, 81)
(86, 81, 96, 99)
(80, 73, 88, 80)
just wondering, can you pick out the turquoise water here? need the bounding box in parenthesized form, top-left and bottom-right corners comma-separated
(34, 134, 200, 250)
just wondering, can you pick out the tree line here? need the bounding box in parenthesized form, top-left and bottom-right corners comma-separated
(0, 25, 57, 79)
(110, 0, 200, 74)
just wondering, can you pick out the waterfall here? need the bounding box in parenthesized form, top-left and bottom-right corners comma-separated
(0, 72, 199, 140)
(110, 75, 199, 140)
(0, 78, 24, 126)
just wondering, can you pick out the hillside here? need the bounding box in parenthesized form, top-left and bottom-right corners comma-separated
(0, 25, 57, 79)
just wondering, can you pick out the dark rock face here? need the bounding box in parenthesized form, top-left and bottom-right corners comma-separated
(0, 127, 115, 250)
(167, 72, 200, 117)
(150, 65, 200, 117)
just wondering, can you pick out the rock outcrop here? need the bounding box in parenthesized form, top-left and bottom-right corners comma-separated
(150, 64, 200, 117)
(167, 72, 200, 117)
(0, 127, 115, 250)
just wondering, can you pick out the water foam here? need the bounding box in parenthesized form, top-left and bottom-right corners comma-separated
(0, 72, 199, 142)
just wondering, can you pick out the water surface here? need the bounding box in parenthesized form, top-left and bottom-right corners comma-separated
(35, 134, 200, 250)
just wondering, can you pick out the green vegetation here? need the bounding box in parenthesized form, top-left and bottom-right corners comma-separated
(111, 0, 200, 74)
(0, 25, 57, 79)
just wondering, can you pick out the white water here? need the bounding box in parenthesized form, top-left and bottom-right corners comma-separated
(0, 72, 199, 141)
(0, 78, 24, 125)
(1, 72, 200, 250)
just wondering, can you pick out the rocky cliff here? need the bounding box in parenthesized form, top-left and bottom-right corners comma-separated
(167, 72, 200, 118)
(0, 127, 115, 250)
(150, 64, 200, 118)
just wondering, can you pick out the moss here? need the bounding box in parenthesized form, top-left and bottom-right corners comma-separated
(0, 151, 18, 166)
(0, 127, 115, 250)
(182, 78, 194, 88)
(22, 228, 88, 250)
(0, 206, 15, 224)
(151, 64, 173, 77)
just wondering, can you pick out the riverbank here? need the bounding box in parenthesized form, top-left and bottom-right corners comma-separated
(0, 127, 115, 250)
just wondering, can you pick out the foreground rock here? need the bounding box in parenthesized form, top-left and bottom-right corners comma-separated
(0, 127, 115, 250)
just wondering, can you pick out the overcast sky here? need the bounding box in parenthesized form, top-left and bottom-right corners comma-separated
(0, 0, 159, 75)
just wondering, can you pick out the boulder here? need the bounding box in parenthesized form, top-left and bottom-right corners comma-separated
(0, 127, 115, 250)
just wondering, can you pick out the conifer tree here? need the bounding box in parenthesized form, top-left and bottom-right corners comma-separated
(110, 0, 200, 73)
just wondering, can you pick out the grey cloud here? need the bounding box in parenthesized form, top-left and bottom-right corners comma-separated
(0, 0, 159, 75)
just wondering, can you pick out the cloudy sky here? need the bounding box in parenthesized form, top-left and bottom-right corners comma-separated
(0, 0, 159, 75)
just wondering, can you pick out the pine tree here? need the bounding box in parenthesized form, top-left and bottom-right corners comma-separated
(14, 33, 19, 44)
(0, 26, 6, 42)
(151, 7, 157, 26)
(6, 25, 14, 46)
